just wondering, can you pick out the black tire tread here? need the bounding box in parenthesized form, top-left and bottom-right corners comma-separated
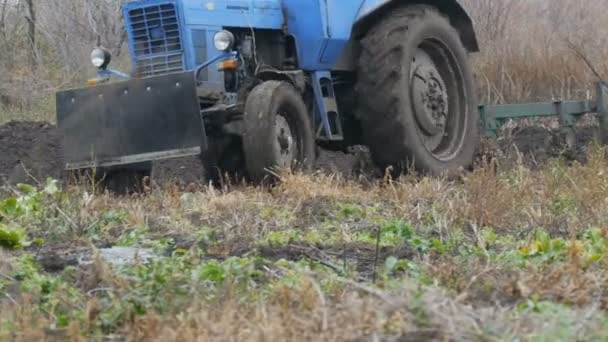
(356, 5, 478, 177)
(243, 81, 315, 181)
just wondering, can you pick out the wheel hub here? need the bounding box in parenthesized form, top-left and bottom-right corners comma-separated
(274, 115, 296, 169)
(411, 51, 449, 150)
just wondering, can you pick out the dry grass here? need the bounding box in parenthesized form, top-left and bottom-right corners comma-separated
(1, 149, 608, 340)
(461, 0, 608, 103)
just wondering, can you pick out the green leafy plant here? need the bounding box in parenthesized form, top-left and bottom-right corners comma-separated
(0, 225, 29, 249)
(11, 255, 85, 328)
(0, 178, 66, 248)
(384, 256, 410, 275)
(355, 220, 446, 253)
(336, 203, 367, 219)
(0, 197, 23, 218)
(263, 230, 300, 247)
(517, 230, 568, 262)
(581, 228, 608, 263)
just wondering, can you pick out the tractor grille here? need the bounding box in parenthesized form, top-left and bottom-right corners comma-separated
(128, 3, 184, 77)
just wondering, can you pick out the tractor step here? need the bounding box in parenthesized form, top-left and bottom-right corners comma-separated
(311, 71, 343, 141)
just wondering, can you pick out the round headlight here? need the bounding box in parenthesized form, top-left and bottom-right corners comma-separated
(91, 47, 111, 69)
(213, 30, 235, 51)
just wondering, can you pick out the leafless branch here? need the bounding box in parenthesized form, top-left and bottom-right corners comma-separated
(565, 39, 603, 81)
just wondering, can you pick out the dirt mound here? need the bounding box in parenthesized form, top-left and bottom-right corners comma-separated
(152, 157, 206, 186)
(0, 121, 64, 184)
(0, 121, 206, 186)
(0, 120, 601, 186)
(493, 126, 597, 168)
(315, 145, 379, 177)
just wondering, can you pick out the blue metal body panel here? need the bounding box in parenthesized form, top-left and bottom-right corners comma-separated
(122, 0, 475, 73)
(179, 0, 283, 89)
(122, 0, 473, 72)
(122, 0, 365, 73)
(123, 0, 284, 91)
(282, 1, 361, 71)
(181, 0, 283, 29)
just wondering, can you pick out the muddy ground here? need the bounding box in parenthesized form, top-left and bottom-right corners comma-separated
(0, 120, 599, 186)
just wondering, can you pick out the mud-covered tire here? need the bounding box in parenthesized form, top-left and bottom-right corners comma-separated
(243, 81, 315, 182)
(96, 162, 151, 194)
(356, 5, 479, 177)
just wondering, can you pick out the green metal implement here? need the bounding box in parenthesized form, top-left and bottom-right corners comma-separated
(479, 81, 608, 143)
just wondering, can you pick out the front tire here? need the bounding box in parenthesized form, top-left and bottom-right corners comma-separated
(356, 5, 479, 178)
(243, 81, 315, 182)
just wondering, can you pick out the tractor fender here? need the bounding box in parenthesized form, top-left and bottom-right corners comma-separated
(353, 0, 479, 52)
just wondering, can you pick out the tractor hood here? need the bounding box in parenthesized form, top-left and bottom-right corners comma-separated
(122, 0, 284, 87)
(181, 0, 284, 29)
(124, 0, 284, 31)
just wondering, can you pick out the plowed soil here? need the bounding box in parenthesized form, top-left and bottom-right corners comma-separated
(0, 121, 64, 184)
(0, 120, 598, 186)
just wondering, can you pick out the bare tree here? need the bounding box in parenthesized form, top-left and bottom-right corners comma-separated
(460, 0, 521, 43)
(0, 0, 8, 40)
(0, 0, 128, 107)
(24, 0, 36, 67)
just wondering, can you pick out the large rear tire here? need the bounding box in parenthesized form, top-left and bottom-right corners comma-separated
(243, 81, 315, 182)
(356, 5, 479, 178)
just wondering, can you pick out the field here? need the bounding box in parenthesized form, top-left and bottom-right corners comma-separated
(0, 122, 606, 340)
(3, 0, 608, 341)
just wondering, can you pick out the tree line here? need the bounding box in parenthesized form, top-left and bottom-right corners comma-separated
(1, 0, 608, 109)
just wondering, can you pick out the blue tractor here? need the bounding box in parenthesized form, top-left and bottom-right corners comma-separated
(56, 0, 480, 191)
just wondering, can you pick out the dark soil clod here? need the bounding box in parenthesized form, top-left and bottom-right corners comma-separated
(0, 121, 63, 184)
